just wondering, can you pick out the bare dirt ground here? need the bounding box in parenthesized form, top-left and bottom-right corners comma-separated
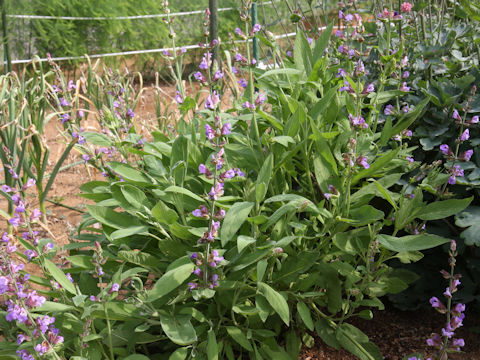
(1, 82, 479, 359)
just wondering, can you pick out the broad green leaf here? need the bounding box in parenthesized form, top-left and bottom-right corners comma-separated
(44, 259, 76, 295)
(313, 23, 334, 61)
(455, 206, 480, 246)
(207, 329, 219, 360)
(164, 185, 203, 202)
(257, 282, 290, 325)
(297, 302, 314, 331)
(258, 68, 302, 79)
(419, 197, 473, 221)
(237, 235, 256, 253)
(108, 161, 152, 184)
(349, 205, 384, 226)
(315, 318, 340, 349)
(152, 200, 179, 225)
(377, 234, 450, 252)
(160, 314, 197, 346)
(256, 294, 271, 323)
(118, 250, 159, 269)
(120, 184, 150, 209)
(221, 202, 254, 246)
(256, 154, 274, 203)
(336, 324, 381, 360)
(35, 301, 75, 312)
(168, 347, 188, 360)
(373, 180, 398, 210)
(86, 205, 142, 229)
(352, 149, 400, 186)
(256, 259, 268, 283)
(226, 326, 253, 351)
(272, 136, 295, 147)
(148, 263, 194, 301)
(81, 132, 113, 146)
(123, 355, 151, 360)
(110, 225, 149, 240)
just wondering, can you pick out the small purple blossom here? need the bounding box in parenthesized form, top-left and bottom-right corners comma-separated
(400, 82, 411, 92)
(460, 129, 470, 141)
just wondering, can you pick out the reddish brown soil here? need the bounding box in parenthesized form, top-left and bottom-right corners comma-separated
(1, 82, 479, 359)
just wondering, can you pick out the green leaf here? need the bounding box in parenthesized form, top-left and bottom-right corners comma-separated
(118, 250, 159, 269)
(148, 263, 194, 301)
(160, 314, 197, 346)
(110, 225, 149, 240)
(152, 200, 179, 225)
(297, 302, 314, 331)
(258, 68, 302, 79)
(336, 324, 380, 360)
(257, 282, 290, 325)
(168, 348, 188, 360)
(44, 259, 76, 295)
(237, 235, 256, 253)
(313, 23, 334, 61)
(81, 132, 113, 146)
(164, 186, 204, 202)
(207, 329, 219, 360)
(315, 318, 340, 349)
(86, 205, 142, 230)
(108, 161, 152, 184)
(349, 205, 384, 226)
(352, 149, 400, 186)
(226, 326, 253, 351)
(377, 234, 450, 252)
(123, 355, 151, 360)
(373, 180, 398, 210)
(455, 206, 480, 246)
(256, 154, 274, 203)
(221, 202, 254, 246)
(419, 197, 473, 221)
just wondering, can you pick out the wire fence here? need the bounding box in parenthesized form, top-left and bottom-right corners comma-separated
(2, 0, 292, 66)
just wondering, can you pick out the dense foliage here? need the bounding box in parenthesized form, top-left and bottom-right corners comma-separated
(0, 1, 479, 359)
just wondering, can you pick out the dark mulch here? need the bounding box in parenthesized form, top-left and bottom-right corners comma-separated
(299, 304, 480, 359)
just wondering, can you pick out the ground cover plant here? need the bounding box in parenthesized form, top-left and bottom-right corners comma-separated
(0, 0, 479, 359)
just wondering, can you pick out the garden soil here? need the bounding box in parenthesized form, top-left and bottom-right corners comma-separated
(1, 85, 479, 360)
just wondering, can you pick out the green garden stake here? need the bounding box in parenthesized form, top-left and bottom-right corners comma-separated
(251, 2, 259, 65)
(209, 0, 219, 66)
(0, 0, 11, 73)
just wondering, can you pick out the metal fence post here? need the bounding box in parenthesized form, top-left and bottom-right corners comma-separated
(251, 1, 259, 65)
(209, 0, 219, 65)
(0, 0, 11, 73)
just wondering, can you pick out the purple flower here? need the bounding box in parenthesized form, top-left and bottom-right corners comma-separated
(205, 124, 215, 140)
(440, 144, 451, 156)
(242, 101, 255, 110)
(37, 315, 55, 334)
(357, 155, 370, 169)
(348, 114, 368, 129)
(174, 91, 183, 104)
(470, 115, 479, 124)
(400, 82, 410, 92)
(252, 23, 261, 33)
(213, 70, 224, 81)
(223, 169, 235, 179)
(199, 163, 208, 174)
(460, 129, 470, 141)
(454, 303, 466, 313)
(34, 343, 50, 356)
(345, 13, 354, 22)
(362, 83, 374, 94)
(30, 208, 42, 222)
(194, 71, 205, 82)
(208, 182, 224, 200)
(235, 27, 244, 36)
(453, 109, 462, 121)
(110, 283, 120, 293)
(402, 70, 410, 79)
(255, 92, 267, 106)
(24, 249, 37, 260)
(348, 49, 356, 59)
(205, 91, 220, 110)
(234, 168, 245, 177)
(442, 327, 454, 338)
(127, 108, 135, 118)
(61, 113, 70, 124)
(1, 185, 13, 193)
(334, 30, 344, 38)
(429, 296, 443, 308)
(443, 287, 452, 298)
(235, 53, 247, 63)
(336, 68, 347, 78)
(238, 78, 248, 88)
(8, 216, 21, 227)
(452, 338, 465, 348)
(59, 98, 70, 107)
(17, 350, 34, 360)
(82, 154, 91, 163)
(400, 56, 409, 67)
(406, 156, 414, 163)
(222, 123, 232, 135)
(199, 52, 211, 70)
